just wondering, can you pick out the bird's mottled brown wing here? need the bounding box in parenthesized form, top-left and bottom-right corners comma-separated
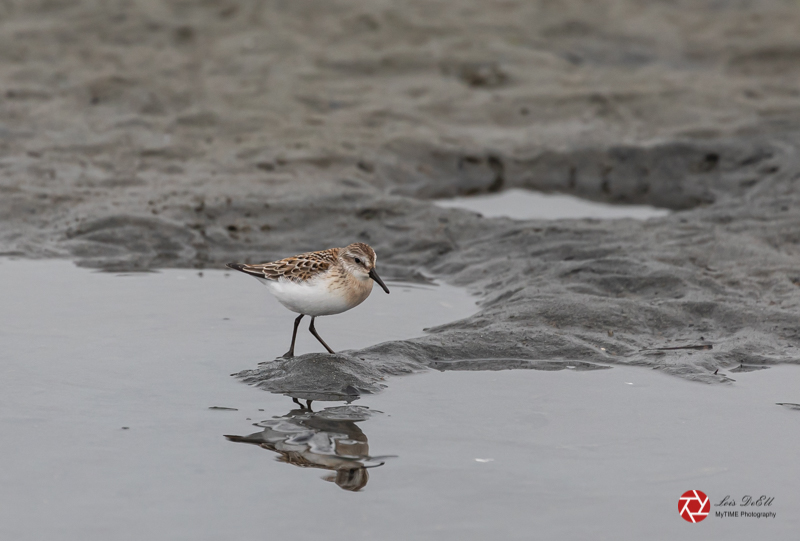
(226, 248, 339, 283)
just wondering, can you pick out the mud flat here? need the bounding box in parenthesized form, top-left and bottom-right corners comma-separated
(2, 0, 800, 386)
(2, 3, 800, 538)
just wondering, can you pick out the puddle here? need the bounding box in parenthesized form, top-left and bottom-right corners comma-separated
(436, 188, 671, 220)
(1, 259, 798, 540)
(357, 366, 800, 540)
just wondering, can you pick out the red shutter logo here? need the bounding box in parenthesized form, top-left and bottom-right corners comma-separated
(679, 490, 710, 523)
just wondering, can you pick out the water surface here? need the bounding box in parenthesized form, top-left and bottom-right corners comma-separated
(436, 188, 671, 220)
(0, 259, 797, 540)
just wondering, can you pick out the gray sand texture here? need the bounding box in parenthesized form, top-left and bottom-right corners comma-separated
(1, 1, 800, 389)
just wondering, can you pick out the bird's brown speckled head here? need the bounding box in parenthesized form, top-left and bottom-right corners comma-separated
(339, 243, 389, 293)
(339, 242, 376, 272)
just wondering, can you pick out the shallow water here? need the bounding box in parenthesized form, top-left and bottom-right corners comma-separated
(1, 259, 798, 540)
(436, 188, 671, 220)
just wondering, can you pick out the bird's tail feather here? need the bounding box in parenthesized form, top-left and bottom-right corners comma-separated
(226, 262, 263, 278)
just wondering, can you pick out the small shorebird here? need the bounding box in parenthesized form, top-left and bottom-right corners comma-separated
(226, 243, 390, 357)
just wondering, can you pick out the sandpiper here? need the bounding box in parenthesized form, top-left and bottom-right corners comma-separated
(227, 242, 390, 357)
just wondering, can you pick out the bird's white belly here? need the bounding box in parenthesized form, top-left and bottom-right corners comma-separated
(261, 277, 365, 316)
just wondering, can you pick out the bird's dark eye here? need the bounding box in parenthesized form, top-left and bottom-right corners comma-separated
(354, 257, 362, 265)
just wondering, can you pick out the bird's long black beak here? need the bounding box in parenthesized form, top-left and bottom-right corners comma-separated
(369, 268, 390, 294)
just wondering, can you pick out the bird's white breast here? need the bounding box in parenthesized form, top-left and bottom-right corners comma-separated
(259, 276, 371, 317)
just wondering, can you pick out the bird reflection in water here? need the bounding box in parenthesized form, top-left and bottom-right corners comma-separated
(225, 402, 390, 491)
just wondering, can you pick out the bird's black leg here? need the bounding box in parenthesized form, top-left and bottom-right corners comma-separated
(283, 314, 304, 358)
(308, 316, 335, 354)
(291, 397, 313, 411)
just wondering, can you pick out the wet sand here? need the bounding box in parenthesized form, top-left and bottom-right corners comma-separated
(1, 1, 800, 381)
(1, 260, 798, 540)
